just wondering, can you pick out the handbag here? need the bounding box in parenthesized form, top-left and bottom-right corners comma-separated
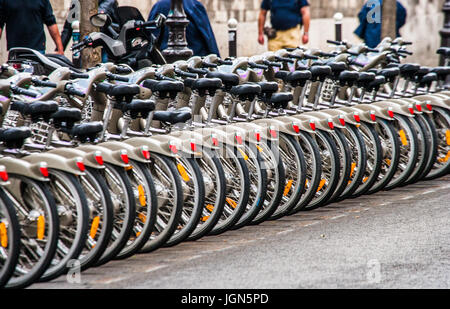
(264, 27, 277, 39)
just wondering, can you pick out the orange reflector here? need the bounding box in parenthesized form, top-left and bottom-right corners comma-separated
(177, 163, 190, 182)
(138, 185, 146, 206)
(349, 162, 357, 178)
(399, 130, 408, 146)
(200, 216, 210, 222)
(125, 165, 133, 171)
(385, 159, 391, 166)
(0, 222, 7, 248)
(446, 130, 450, 146)
(283, 179, 293, 196)
(363, 177, 369, 183)
(138, 213, 146, 223)
(89, 216, 100, 239)
(438, 151, 450, 163)
(136, 231, 141, 237)
(206, 204, 214, 212)
(238, 148, 248, 160)
(37, 215, 45, 240)
(317, 179, 326, 192)
(256, 145, 263, 153)
(226, 198, 237, 209)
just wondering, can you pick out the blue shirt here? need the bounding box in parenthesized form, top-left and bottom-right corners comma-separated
(0, 0, 57, 51)
(354, 0, 407, 48)
(261, 0, 309, 31)
(148, 0, 220, 57)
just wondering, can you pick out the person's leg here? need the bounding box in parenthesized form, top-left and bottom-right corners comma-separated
(283, 25, 301, 49)
(268, 33, 283, 52)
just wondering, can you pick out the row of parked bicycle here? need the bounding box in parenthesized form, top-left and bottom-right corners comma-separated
(0, 36, 449, 289)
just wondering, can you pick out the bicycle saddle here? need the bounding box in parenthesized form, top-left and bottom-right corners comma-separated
(96, 83, 140, 102)
(153, 107, 192, 125)
(327, 62, 347, 80)
(191, 78, 223, 96)
(274, 70, 289, 82)
(379, 67, 400, 82)
(230, 83, 262, 101)
(431, 66, 450, 81)
(437, 47, 450, 57)
(0, 127, 31, 148)
(268, 93, 293, 109)
(206, 72, 239, 90)
(257, 81, 279, 94)
(399, 63, 420, 78)
(45, 54, 82, 73)
(338, 71, 359, 87)
(124, 99, 155, 119)
(356, 72, 376, 88)
(142, 79, 185, 99)
(71, 121, 103, 143)
(310, 65, 332, 82)
(367, 76, 386, 92)
(50, 107, 82, 129)
(11, 100, 59, 122)
(286, 70, 312, 87)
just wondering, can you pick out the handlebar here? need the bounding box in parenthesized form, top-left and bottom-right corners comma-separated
(174, 68, 198, 79)
(106, 72, 129, 82)
(263, 60, 282, 68)
(31, 78, 57, 88)
(70, 72, 90, 79)
(10, 85, 39, 97)
(274, 56, 294, 63)
(115, 66, 133, 74)
(188, 67, 209, 75)
(318, 51, 337, 58)
(248, 62, 268, 70)
(202, 61, 218, 68)
(217, 59, 233, 66)
(65, 84, 85, 97)
(327, 40, 345, 46)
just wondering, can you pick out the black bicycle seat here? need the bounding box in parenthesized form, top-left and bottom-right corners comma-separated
(257, 81, 279, 94)
(327, 62, 348, 79)
(153, 107, 192, 125)
(71, 121, 103, 143)
(286, 70, 312, 87)
(431, 66, 450, 81)
(11, 100, 59, 122)
(230, 83, 262, 101)
(274, 70, 289, 82)
(0, 127, 31, 148)
(367, 76, 386, 92)
(399, 63, 420, 78)
(124, 99, 155, 119)
(142, 79, 185, 99)
(268, 92, 293, 109)
(310, 65, 332, 82)
(50, 107, 82, 129)
(191, 78, 223, 96)
(356, 72, 376, 88)
(379, 67, 400, 82)
(437, 47, 450, 57)
(206, 72, 239, 90)
(339, 71, 359, 87)
(96, 82, 140, 102)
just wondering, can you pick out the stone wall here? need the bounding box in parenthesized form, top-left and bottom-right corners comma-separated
(0, 0, 445, 66)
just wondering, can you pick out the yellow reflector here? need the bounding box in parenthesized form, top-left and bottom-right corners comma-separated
(226, 198, 237, 209)
(206, 204, 214, 212)
(317, 179, 326, 192)
(283, 179, 293, 196)
(37, 215, 45, 240)
(177, 163, 190, 182)
(125, 165, 133, 171)
(138, 185, 146, 206)
(363, 177, 369, 183)
(136, 231, 141, 237)
(90, 216, 100, 239)
(256, 145, 263, 153)
(446, 130, 450, 146)
(385, 159, 391, 166)
(349, 162, 357, 178)
(437, 151, 450, 163)
(356, 124, 361, 128)
(305, 179, 309, 187)
(138, 213, 147, 223)
(237, 148, 248, 161)
(0, 222, 7, 248)
(201, 216, 210, 222)
(399, 130, 408, 146)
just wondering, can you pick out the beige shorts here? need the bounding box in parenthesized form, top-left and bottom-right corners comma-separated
(268, 25, 301, 52)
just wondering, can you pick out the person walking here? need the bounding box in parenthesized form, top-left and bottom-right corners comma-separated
(258, 0, 310, 51)
(148, 0, 220, 57)
(354, 0, 407, 48)
(0, 0, 64, 54)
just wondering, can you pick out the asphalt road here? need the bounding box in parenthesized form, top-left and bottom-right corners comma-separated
(30, 175, 450, 289)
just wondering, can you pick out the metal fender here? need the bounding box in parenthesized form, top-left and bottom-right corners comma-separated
(0, 157, 48, 181)
(275, 115, 316, 134)
(124, 136, 175, 158)
(337, 107, 377, 124)
(98, 141, 149, 163)
(253, 118, 300, 136)
(214, 124, 251, 146)
(233, 122, 274, 142)
(47, 147, 104, 169)
(404, 98, 434, 114)
(76, 144, 127, 167)
(371, 101, 414, 117)
(356, 104, 396, 120)
(290, 114, 333, 132)
(167, 130, 204, 156)
(413, 95, 450, 110)
(148, 134, 197, 156)
(21, 152, 85, 176)
(193, 127, 229, 148)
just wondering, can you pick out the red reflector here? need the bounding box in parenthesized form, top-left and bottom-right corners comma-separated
(370, 112, 376, 121)
(76, 159, 85, 172)
(292, 123, 300, 133)
(190, 141, 197, 152)
(309, 120, 316, 131)
(12, 63, 21, 70)
(169, 142, 178, 154)
(211, 136, 219, 146)
(408, 105, 414, 115)
(426, 103, 432, 111)
(269, 127, 277, 138)
(328, 121, 334, 130)
(353, 113, 360, 123)
(388, 109, 394, 118)
(235, 134, 243, 145)
(120, 150, 129, 164)
(0, 166, 8, 181)
(94, 151, 103, 165)
(255, 131, 261, 142)
(416, 104, 422, 112)
(142, 148, 150, 160)
(39, 162, 49, 177)
(339, 116, 345, 126)
(136, 27, 141, 31)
